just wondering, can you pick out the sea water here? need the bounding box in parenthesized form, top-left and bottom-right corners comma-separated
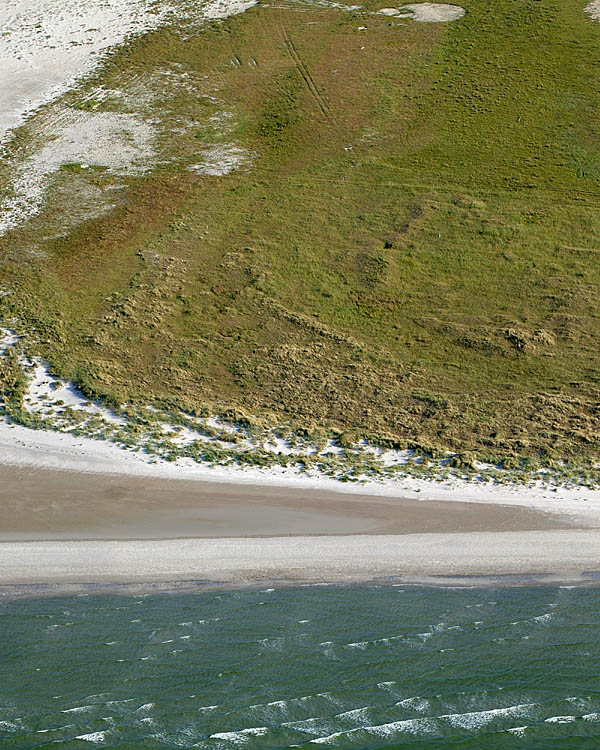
(1, 584, 600, 748)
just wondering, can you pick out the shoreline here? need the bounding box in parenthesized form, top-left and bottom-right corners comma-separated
(1, 532, 600, 596)
(2, 429, 600, 594)
(4, 573, 600, 601)
(1, 464, 599, 592)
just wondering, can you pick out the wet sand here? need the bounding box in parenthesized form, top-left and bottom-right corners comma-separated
(0, 465, 572, 541)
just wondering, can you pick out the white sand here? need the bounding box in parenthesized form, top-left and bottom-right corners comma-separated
(0, 0, 173, 143)
(0, 112, 156, 235)
(378, 3, 465, 22)
(0, 0, 258, 145)
(1, 531, 599, 585)
(201, 0, 258, 20)
(0, 0, 259, 235)
(586, 0, 600, 22)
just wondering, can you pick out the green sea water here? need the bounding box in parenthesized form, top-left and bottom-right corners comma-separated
(1, 584, 600, 748)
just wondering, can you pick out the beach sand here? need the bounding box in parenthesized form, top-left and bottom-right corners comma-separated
(0, 465, 573, 541)
(1, 464, 599, 594)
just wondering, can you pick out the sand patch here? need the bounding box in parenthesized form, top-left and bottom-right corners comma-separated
(585, 0, 600, 22)
(202, 0, 257, 19)
(188, 144, 251, 176)
(0, 0, 259, 145)
(0, 112, 155, 236)
(0, 0, 174, 143)
(378, 3, 465, 22)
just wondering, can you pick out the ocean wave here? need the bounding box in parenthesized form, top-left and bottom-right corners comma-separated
(209, 726, 269, 741)
(395, 696, 431, 713)
(76, 731, 107, 742)
(544, 715, 576, 724)
(505, 725, 528, 737)
(5, 586, 600, 749)
(0, 719, 23, 731)
(226, 691, 347, 728)
(306, 702, 541, 744)
(445, 703, 538, 731)
(510, 611, 555, 627)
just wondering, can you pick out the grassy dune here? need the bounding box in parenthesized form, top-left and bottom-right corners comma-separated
(1, 0, 600, 465)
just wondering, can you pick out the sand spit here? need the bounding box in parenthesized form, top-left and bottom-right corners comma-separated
(1, 531, 600, 587)
(378, 3, 465, 22)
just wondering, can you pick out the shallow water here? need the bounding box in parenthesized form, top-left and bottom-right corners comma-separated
(1, 585, 600, 748)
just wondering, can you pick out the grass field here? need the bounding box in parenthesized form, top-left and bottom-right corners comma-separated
(1, 0, 600, 467)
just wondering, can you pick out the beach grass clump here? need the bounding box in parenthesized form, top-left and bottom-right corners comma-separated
(0, 349, 28, 413)
(3, 328, 599, 490)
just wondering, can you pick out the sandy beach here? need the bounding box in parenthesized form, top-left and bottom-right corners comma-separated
(0, 465, 574, 541)
(0, 462, 599, 594)
(2, 532, 600, 592)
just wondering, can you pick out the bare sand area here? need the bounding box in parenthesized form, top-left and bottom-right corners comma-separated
(1, 465, 599, 593)
(1, 532, 600, 591)
(0, 464, 574, 542)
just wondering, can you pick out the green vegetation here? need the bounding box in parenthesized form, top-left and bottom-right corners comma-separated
(1, 0, 600, 472)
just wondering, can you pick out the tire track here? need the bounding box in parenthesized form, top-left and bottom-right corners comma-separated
(280, 25, 338, 126)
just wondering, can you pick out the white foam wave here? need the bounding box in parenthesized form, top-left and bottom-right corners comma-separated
(335, 707, 372, 723)
(446, 704, 537, 731)
(76, 731, 106, 743)
(244, 691, 342, 719)
(209, 726, 268, 742)
(61, 705, 92, 713)
(396, 696, 431, 713)
(0, 720, 23, 731)
(309, 702, 539, 743)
